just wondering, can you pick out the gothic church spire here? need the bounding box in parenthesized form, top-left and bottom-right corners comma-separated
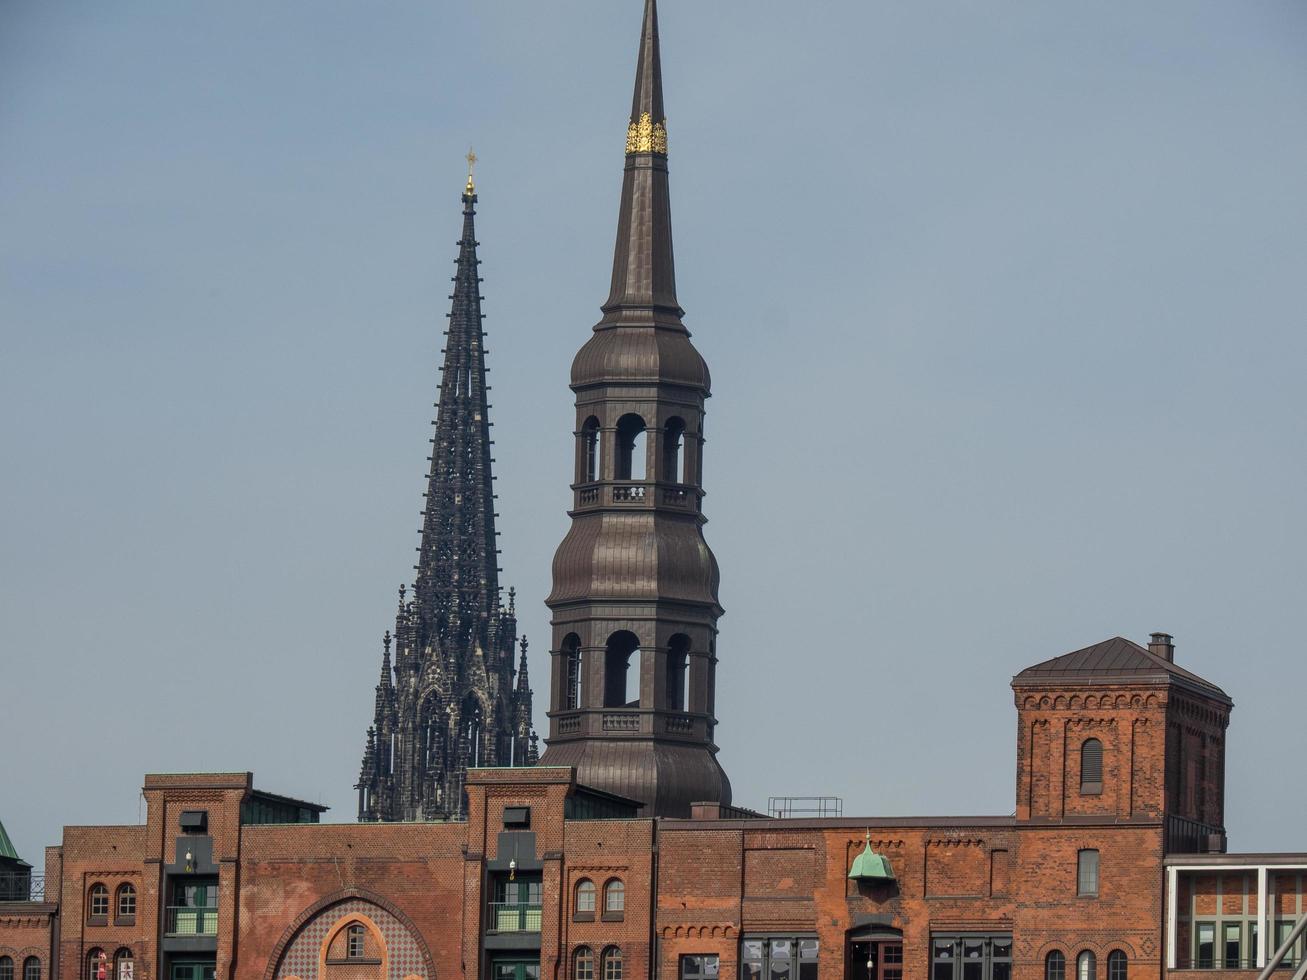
(357, 172, 535, 823)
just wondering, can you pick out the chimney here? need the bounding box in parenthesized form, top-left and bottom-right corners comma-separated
(1148, 632, 1175, 662)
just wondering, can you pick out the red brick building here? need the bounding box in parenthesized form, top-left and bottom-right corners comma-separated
(3, 632, 1304, 980)
(3, 7, 1303, 980)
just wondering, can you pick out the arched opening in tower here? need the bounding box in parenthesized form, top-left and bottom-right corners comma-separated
(581, 417, 602, 483)
(604, 631, 641, 708)
(662, 417, 685, 484)
(615, 414, 647, 481)
(666, 634, 690, 711)
(562, 633, 583, 709)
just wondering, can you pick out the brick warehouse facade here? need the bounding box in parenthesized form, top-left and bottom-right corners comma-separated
(3, 6, 1304, 980)
(3, 634, 1306, 980)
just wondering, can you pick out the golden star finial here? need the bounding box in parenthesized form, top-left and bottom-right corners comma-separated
(465, 148, 477, 194)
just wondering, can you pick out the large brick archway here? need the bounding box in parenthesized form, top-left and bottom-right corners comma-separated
(264, 891, 434, 980)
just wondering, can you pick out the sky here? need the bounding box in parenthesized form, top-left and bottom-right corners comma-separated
(1, 1, 1305, 864)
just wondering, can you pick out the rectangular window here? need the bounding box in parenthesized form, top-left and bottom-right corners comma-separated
(740, 938, 816, 980)
(931, 937, 1013, 980)
(1224, 923, 1242, 969)
(1196, 923, 1215, 969)
(1277, 922, 1300, 968)
(681, 957, 720, 980)
(1077, 851, 1100, 897)
(798, 941, 818, 980)
(933, 939, 955, 980)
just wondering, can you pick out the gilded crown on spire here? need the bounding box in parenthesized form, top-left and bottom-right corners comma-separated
(625, 113, 668, 155)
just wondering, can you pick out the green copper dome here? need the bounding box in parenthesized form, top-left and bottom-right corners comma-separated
(848, 835, 895, 882)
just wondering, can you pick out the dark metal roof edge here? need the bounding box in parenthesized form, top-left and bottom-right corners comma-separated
(1010, 671, 1231, 705)
(660, 815, 1018, 831)
(1165, 853, 1307, 866)
(250, 789, 329, 813)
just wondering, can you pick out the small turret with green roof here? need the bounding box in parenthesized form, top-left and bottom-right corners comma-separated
(848, 831, 895, 882)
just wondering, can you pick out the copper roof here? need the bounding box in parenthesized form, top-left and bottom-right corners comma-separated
(1012, 635, 1231, 703)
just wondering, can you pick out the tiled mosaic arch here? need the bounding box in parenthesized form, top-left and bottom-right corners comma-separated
(264, 890, 433, 980)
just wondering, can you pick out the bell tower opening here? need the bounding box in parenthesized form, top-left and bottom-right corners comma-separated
(662, 417, 685, 484)
(666, 634, 690, 711)
(604, 631, 641, 708)
(615, 414, 647, 481)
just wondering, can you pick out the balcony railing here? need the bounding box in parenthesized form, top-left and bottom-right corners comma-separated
(0, 874, 46, 902)
(1174, 958, 1299, 971)
(488, 902, 541, 933)
(165, 906, 218, 936)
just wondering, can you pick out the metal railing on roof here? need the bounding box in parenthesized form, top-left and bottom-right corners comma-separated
(766, 797, 843, 819)
(0, 873, 46, 902)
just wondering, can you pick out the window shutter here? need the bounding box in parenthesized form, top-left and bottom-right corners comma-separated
(1081, 739, 1103, 790)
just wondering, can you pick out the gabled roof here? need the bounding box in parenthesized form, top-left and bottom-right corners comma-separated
(1013, 636, 1231, 704)
(0, 818, 19, 860)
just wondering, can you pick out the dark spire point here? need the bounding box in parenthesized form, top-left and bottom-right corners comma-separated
(630, 0, 665, 125)
(606, 0, 679, 315)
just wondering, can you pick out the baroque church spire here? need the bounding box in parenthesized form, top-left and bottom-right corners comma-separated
(606, 0, 679, 317)
(538, 0, 731, 817)
(357, 164, 536, 823)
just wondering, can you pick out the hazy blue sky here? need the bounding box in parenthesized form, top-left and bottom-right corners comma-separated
(2, 1, 1304, 863)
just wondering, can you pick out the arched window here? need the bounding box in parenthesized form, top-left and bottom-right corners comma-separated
(85, 950, 106, 980)
(88, 883, 109, 921)
(602, 947, 623, 980)
(1045, 952, 1065, 980)
(23, 959, 40, 980)
(1077, 849, 1100, 896)
(581, 417, 601, 483)
(1106, 952, 1126, 980)
(662, 418, 685, 484)
(0, 957, 13, 980)
(1080, 738, 1103, 794)
(574, 947, 595, 980)
(112, 950, 133, 980)
(1077, 951, 1096, 980)
(116, 884, 136, 921)
(575, 879, 596, 916)
(604, 632, 640, 708)
(563, 634, 583, 710)
(615, 414, 646, 481)
(666, 635, 690, 712)
(604, 879, 625, 916)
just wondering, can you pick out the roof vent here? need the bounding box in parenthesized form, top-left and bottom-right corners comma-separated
(1148, 633, 1175, 663)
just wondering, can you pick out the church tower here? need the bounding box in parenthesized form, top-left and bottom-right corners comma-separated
(538, 0, 732, 817)
(357, 167, 536, 823)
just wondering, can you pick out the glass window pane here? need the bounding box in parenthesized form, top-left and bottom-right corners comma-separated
(992, 965, 1010, 980)
(1225, 924, 1242, 968)
(705, 957, 720, 979)
(1197, 924, 1215, 969)
(933, 964, 953, 980)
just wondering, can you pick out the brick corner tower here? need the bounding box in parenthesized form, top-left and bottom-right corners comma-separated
(538, 0, 732, 817)
(356, 166, 537, 823)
